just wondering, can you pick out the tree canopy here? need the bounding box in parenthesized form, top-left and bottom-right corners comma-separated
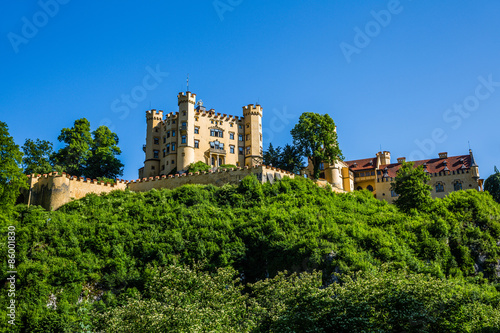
(0, 121, 28, 217)
(85, 126, 124, 179)
(263, 143, 304, 174)
(391, 161, 432, 212)
(291, 112, 343, 179)
(21, 138, 54, 175)
(52, 119, 123, 179)
(484, 166, 500, 204)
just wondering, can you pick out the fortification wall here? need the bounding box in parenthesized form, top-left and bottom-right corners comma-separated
(128, 165, 295, 192)
(25, 166, 295, 210)
(26, 173, 127, 211)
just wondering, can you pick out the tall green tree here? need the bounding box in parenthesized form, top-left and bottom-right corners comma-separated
(280, 144, 304, 174)
(22, 138, 54, 175)
(263, 143, 282, 167)
(52, 118, 93, 176)
(291, 112, 343, 179)
(85, 126, 124, 179)
(391, 161, 432, 212)
(484, 166, 500, 204)
(0, 121, 28, 216)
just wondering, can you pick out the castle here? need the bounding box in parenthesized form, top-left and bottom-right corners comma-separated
(139, 91, 263, 179)
(23, 90, 484, 210)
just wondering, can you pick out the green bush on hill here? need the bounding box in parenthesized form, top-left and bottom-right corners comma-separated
(1, 175, 500, 332)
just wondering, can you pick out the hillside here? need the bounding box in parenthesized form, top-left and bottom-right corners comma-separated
(1, 176, 500, 332)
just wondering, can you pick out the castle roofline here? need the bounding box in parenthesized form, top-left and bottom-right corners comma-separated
(379, 154, 471, 178)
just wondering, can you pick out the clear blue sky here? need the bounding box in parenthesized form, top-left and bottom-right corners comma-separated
(1, 1, 499, 180)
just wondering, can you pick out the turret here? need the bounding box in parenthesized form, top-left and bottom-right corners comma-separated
(177, 92, 196, 170)
(143, 109, 163, 177)
(243, 104, 263, 167)
(469, 149, 479, 179)
(376, 151, 391, 166)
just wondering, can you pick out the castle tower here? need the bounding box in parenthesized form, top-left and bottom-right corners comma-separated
(376, 151, 391, 166)
(177, 92, 196, 170)
(144, 109, 163, 177)
(243, 104, 263, 167)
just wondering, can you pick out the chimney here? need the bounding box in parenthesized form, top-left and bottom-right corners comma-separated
(439, 152, 448, 159)
(397, 157, 406, 164)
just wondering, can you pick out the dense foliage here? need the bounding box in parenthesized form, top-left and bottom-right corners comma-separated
(0, 121, 27, 219)
(52, 118, 123, 178)
(392, 161, 432, 213)
(1, 176, 500, 331)
(21, 139, 54, 175)
(187, 161, 211, 173)
(263, 143, 304, 174)
(485, 166, 500, 204)
(291, 112, 343, 179)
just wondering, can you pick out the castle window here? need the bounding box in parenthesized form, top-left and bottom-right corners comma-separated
(153, 150, 159, 159)
(453, 181, 462, 191)
(219, 158, 223, 166)
(155, 128, 159, 132)
(172, 120, 176, 124)
(194, 140, 199, 148)
(154, 137, 159, 145)
(246, 124, 250, 128)
(260, 134, 262, 141)
(166, 161, 169, 165)
(166, 144, 170, 153)
(183, 111, 186, 116)
(172, 143, 176, 151)
(194, 127, 199, 134)
(211, 157, 215, 166)
(162, 165, 165, 171)
(238, 134, 243, 141)
(167, 131, 170, 138)
(230, 145, 235, 154)
(211, 120, 214, 124)
(356, 186, 362, 191)
(435, 183, 444, 192)
(163, 137, 166, 144)
(181, 122, 187, 128)
(151, 166, 155, 170)
(195, 117, 199, 121)
(230, 123, 233, 127)
(230, 132, 235, 140)
(163, 149, 166, 157)
(246, 146, 251, 155)
(239, 147, 244, 155)
(246, 134, 250, 141)
(367, 185, 374, 192)
(239, 125, 243, 129)
(172, 130, 176, 137)
(172, 160, 175, 164)
(319, 163, 325, 171)
(210, 129, 223, 138)
(181, 135, 186, 144)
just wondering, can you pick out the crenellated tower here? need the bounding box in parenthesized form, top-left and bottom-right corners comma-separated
(144, 109, 163, 177)
(243, 104, 263, 167)
(177, 91, 196, 170)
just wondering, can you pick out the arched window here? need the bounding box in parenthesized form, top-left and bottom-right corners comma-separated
(356, 186, 362, 191)
(367, 185, 374, 192)
(453, 181, 462, 191)
(435, 183, 444, 192)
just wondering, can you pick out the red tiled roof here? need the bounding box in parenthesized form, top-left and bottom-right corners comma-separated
(345, 157, 377, 171)
(380, 155, 471, 178)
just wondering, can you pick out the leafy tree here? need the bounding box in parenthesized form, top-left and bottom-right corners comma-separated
(187, 161, 211, 173)
(85, 126, 124, 179)
(52, 118, 93, 176)
(21, 138, 54, 175)
(0, 121, 28, 217)
(484, 166, 500, 204)
(391, 161, 432, 212)
(291, 112, 343, 179)
(263, 143, 282, 167)
(263, 143, 304, 174)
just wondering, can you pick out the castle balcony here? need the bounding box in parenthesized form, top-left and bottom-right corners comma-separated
(209, 148, 226, 155)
